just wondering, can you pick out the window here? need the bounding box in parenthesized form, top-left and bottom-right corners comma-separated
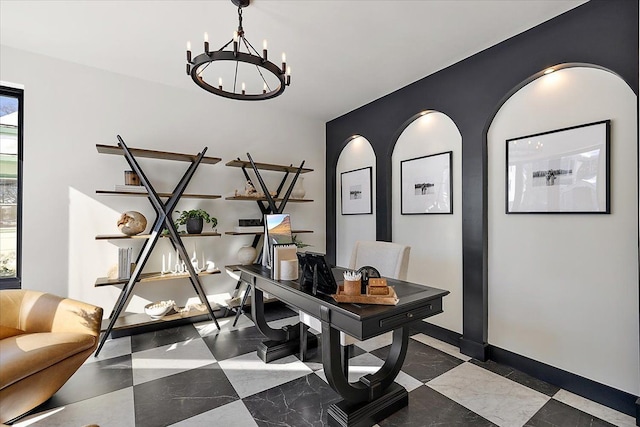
(0, 86, 23, 289)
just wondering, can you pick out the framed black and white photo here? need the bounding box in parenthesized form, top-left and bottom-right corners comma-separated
(401, 151, 452, 215)
(506, 120, 610, 214)
(341, 166, 372, 215)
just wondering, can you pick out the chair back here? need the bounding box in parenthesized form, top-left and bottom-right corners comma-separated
(348, 241, 410, 280)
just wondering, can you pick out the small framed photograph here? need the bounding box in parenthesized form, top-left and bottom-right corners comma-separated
(341, 167, 372, 215)
(506, 120, 610, 214)
(401, 151, 452, 215)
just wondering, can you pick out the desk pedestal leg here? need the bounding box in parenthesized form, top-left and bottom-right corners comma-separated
(248, 278, 317, 362)
(323, 323, 410, 427)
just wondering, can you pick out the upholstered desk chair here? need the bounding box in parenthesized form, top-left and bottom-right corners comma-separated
(299, 241, 411, 372)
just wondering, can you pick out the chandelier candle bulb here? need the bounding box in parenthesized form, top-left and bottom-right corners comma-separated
(286, 66, 291, 85)
(186, 41, 192, 62)
(204, 32, 209, 53)
(281, 53, 286, 74)
(262, 39, 267, 60)
(242, 82, 246, 95)
(263, 82, 267, 94)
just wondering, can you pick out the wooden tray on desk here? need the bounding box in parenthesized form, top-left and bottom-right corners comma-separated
(331, 286, 399, 305)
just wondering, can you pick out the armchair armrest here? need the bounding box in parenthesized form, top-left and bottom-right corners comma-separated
(0, 290, 103, 337)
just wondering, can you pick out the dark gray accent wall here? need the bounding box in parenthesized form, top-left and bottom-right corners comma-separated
(325, 0, 638, 404)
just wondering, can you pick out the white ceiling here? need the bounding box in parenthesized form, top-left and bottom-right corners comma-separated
(0, 0, 586, 121)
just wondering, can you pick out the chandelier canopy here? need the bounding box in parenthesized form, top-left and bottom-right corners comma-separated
(186, 0, 290, 101)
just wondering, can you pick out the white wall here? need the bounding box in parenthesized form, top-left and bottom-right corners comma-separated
(0, 45, 326, 315)
(488, 67, 639, 395)
(391, 112, 463, 333)
(336, 137, 376, 267)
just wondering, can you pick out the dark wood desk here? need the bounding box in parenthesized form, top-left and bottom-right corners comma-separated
(238, 264, 449, 427)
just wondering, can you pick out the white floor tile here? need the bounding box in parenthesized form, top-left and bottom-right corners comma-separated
(353, 331, 394, 352)
(195, 315, 254, 337)
(218, 352, 312, 398)
(553, 389, 637, 427)
(13, 387, 135, 427)
(410, 333, 471, 362)
(169, 399, 258, 427)
(315, 352, 423, 392)
(428, 362, 550, 427)
(132, 337, 216, 385)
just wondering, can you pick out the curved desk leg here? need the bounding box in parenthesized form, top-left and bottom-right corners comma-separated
(245, 275, 317, 362)
(323, 321, 410, 426)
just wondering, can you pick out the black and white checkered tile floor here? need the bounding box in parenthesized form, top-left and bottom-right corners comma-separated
(10, 304, 635, 427)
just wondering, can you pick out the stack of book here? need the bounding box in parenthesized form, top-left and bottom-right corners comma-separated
(234, 218, 264, 233)
(115, 184, 147, 193)
(118, 247, 133, 280)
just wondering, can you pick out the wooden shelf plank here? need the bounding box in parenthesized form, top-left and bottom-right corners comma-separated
(97, 144, 221, 164)
(96, 190, 221, 199)
(95, 232, 221, 240)
(101, 305, 212, 332)
(225, 195, 313, 202)
(95, 269, 221, 287)
(225, 229, 313, 236)
(226, 159, 313, 173)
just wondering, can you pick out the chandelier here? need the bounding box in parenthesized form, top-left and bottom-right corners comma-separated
(186, 0, 290, 101)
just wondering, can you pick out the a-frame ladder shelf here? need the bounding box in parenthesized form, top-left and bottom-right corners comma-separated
(97, 144, 222, 164)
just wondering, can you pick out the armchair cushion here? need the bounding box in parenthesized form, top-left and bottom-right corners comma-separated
(0, 326, 25, 340)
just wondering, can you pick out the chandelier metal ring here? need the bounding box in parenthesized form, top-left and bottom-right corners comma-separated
(186, 0, 290, 101)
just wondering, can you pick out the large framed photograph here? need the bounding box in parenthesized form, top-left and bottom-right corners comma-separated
(506, 120, 610, 214)
(341, 167, 372, 215)
(401, 151, 452, 215)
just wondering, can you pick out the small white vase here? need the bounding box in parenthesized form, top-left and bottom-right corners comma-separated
(291, 177, 306, 199)
(237, 246, 257, 265)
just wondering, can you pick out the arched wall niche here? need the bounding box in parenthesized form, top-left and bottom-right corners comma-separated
(487, 65, 639, 396)
(336, 135, 376, 267)
(391, 111, 463, 333)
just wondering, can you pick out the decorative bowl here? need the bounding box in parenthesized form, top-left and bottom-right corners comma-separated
(144, 300, 175, 319)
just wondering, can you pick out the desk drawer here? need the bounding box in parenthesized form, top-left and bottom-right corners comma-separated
(379, 299, 442, 329)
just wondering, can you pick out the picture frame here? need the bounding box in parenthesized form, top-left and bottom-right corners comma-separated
(506, 120, 610, 214)
(340, 166, 372, 215)
(401, 151, 452, 215)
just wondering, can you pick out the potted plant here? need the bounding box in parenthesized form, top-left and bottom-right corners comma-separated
(174, 209, 217, 234)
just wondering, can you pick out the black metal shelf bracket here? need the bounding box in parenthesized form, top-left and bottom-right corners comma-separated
(95, 136, 220, 356)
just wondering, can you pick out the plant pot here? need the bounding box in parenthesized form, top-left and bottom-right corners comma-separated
(186, 217, 204, 234)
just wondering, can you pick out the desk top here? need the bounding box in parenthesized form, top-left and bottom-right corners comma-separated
(239, 264, 449, 340)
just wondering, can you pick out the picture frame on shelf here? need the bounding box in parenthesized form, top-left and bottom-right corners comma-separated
(506, 120, 610, 214)
(401, 151, 452, 214)
(340, 166, 372, 215)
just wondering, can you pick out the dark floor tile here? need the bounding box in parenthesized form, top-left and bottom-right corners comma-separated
(372, 339, 463, 382)
(203, 325, 268, 361)
(131, 323, 200, 353)
(379, 385, 497, 426)
(133, 363, 238, 427)
(470, 358, 561, 396)
(36, 354, 133, 412)
(524, 399, 617, 427)
(242, 373, 341, 427)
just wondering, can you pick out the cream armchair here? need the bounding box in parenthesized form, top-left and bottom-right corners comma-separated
(0, 290, 103, 423)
